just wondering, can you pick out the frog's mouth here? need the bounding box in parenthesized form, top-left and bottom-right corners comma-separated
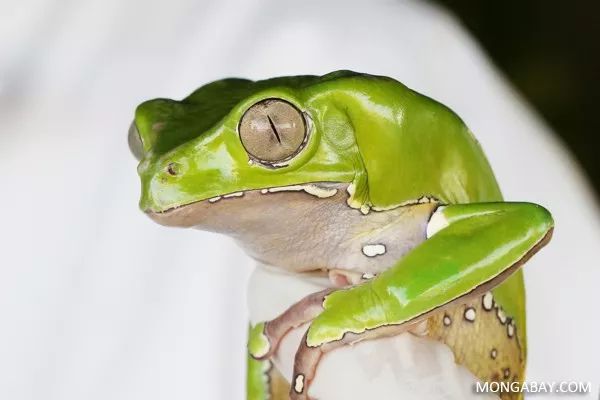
(145, 182, 350, 228)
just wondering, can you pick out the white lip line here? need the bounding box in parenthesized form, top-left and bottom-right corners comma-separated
(223, 191, 244, 198)
(260, 184, 339, 198)
(372, 195, 438, 211)
(203, 183, 341, 204)
(153, 182, 442, 215)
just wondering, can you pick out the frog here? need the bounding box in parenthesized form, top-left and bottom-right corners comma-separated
(129, 71, 553, 400)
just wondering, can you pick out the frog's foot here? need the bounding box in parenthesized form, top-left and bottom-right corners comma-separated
(249, 288, 335, 360)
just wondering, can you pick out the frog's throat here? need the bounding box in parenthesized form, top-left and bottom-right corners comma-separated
(146, 183, 439, 274)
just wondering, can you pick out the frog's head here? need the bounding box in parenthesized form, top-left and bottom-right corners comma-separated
(130, 71, 499, 272)
(131, 72, 367, 226)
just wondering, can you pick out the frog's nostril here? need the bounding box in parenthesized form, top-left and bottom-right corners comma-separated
(166, 162, 180, 176)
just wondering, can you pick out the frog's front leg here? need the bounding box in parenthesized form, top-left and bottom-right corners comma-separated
(259, 202, 553, 400)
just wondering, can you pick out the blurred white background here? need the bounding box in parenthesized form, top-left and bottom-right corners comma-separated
(1, 0, 598, 399)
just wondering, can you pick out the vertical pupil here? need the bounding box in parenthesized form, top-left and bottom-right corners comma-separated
(267, 114, 282, 143)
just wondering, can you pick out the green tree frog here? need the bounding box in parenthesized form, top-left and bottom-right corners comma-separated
(129, 71, 553, 400)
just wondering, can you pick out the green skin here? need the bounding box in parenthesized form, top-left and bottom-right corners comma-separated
(131, 71, 553, 399)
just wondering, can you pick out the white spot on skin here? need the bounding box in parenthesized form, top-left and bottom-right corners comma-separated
(482, 292, 494, 311)
(426, 206, 448, 238)
(362, 244, 386, 257)
(361, 272, 375, 280)
(491, 348, 498, 359)
(223, 192, 244, 198)
(345, 182, 364, 210)
(443, 314, 452, 326)
(294, 374, 305, 393)
(265, 184, 338, 198)
(507, 320, 515, 338)
(302, 184, 338, 198)
(503, 368, 511, 379)
(209, 192, 243, 202)
(265, 185, 304, 193)
(346, 182, 356, 197)
(497, 307, 507, 324)
(216, 183, 338, 200)
(464, 307, 476, 322)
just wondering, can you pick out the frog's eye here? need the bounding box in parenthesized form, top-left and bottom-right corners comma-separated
(238, 99, 307, 165)
(128, 121, 144, 161)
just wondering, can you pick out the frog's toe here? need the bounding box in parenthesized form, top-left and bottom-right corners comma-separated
(289, 331, 324, 400)
(253, 288, 335, 361)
